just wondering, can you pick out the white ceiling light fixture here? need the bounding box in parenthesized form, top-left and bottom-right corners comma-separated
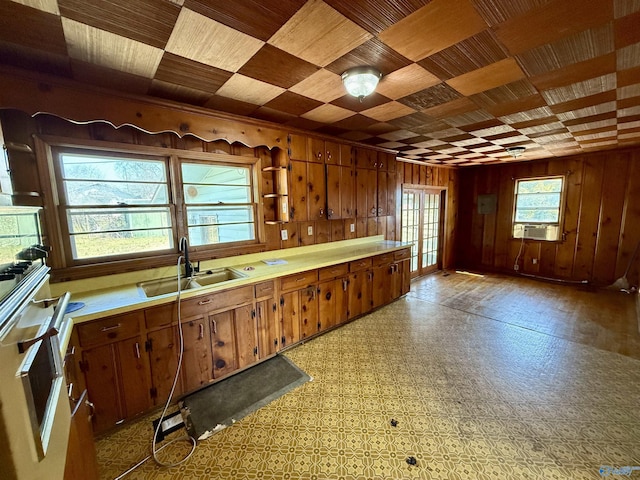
(506, 146, 526, 159)
(341, 66, 382, 102)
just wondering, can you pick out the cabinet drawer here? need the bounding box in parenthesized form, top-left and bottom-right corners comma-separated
(319, 263, 348, 281)
(280, 270, 318, 291)
(145, 303, 177, 329)
(77, 312, 142, 347)
(349, 258, 372, 272)
(197, 285, 253, 312)
(394, 248, 410, 261)
(254, 281, 274, 298)
(373, 253, 394, 266)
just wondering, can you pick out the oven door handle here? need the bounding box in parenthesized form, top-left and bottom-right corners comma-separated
(17, 292, 71, 354)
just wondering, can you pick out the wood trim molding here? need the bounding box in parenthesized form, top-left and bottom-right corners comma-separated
(0, 67, 288, 149)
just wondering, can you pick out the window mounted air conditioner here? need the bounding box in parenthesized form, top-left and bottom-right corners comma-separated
(522, 225, 549, 240)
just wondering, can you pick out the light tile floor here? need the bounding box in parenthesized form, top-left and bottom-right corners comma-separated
(96, 274, 640, 479)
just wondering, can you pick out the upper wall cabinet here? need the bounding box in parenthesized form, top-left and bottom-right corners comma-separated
(287, 133, 308, 162)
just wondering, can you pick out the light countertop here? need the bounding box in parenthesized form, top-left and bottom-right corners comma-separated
(54, 236, 411, 324)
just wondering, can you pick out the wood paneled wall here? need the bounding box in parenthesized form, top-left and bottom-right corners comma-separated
(1, 109, 458, 277)
(395, 161, 458, 270)
(456, 148, 640, 287)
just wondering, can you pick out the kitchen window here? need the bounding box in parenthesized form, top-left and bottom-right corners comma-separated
(512, 176, 564, 241)
(46, 141, 262, 267)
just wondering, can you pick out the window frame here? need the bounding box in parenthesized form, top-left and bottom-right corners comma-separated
(512, 175, 566, 242)
(36, 136, 265, 275)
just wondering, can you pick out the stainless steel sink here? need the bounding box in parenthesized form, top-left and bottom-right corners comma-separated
(137, 268, 247, 297)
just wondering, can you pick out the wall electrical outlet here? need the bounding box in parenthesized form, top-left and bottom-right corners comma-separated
(514, 264, 519, 271)
(281, 229, 288, 241)
(307, 225, 313, 236)
(350, 223, 355, 233)
(532, 258, 538, 264)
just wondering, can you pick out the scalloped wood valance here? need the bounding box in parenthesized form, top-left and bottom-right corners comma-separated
(0, 67, 288, 150)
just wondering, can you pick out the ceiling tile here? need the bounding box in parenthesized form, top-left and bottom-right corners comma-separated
(289, 69, 345, 103)
(378, 0, 488, 61)
(149, 79, 211, 105)
(549, 91, 617, 115)
(301, 103, 355, 123)
(517, 24, 614, 77)
(519, 121, 565, 135)
(614, 0, 640, 18)
(331, 92, 391, 112)
(562, 111, 617, 127)
(375, 63, 441, 100)
(154, 53, 232, 94)
(184, 0, 306, 41)
(511, 116, 562, 130)
(499, 106, 553, 124)
(325, 37, 412, 76)
(264, 91, 323, 116)
(238, 44, 319, 89)
(0, 41, 70, 76)
(330, 114, 378, 131)
(617, 42, 640, 70)
(11, 0, 58, 14)
(529, 52, 617, 91)
(0, 1, 66, 54)
(268, 0, 372, 67)
(469, 0, 551, 27)
(618, 65, 640, 88)
(477, 92, 548, 117)
(251, 106, 297, 124)
(388, 112, 438, 130)
(541, 73, 617, 105)
(615, 11, 640, 48)
(71, 59, 150, 94)
(58, 0, 180, 49)
(378, 129, 420, 141)
(446, 58, 525, 96)
(443, 109, 495, 127)
(361, 101, 416, 122)
(203, 95, 258, 116)
(556, 101, 617, 121)
(398, 83, 461, 110)
(494, 0, 613, 55)
(323, 0, 433, 34)
(215, 74, 285, 105)
(165, 8, 264, 72)
(422, 97, 478, 118)
(417, 30, 509, 80)
(62, 18, 163, 77)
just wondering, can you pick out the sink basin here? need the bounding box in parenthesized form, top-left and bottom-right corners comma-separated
(137, 268, 247, 297)
(193, 268, 246, 286)
(137, 277, 197, 297)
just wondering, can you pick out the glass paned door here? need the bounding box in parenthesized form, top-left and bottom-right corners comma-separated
(401, 187, 443, 278)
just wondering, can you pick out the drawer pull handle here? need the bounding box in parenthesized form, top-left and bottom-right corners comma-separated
(199, 323, 204, 340)
(212, 320, 217, 334)
(198, 299, 213, 305)
(101, 323, 121, 332)
(135, 342, 141, 359)
(296, 277, 306, 282)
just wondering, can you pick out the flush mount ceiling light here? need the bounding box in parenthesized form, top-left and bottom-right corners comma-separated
(506, 146, 526, 159)
(341, 67, 382, 102)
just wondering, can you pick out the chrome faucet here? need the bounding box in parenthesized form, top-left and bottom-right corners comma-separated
(179, 236, 194, 278)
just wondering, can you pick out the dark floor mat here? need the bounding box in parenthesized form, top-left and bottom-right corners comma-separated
(180, 355, 310, 440)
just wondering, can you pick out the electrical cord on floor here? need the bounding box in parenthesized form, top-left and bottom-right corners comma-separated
(514, 234, 525, 271)
(115, 256, 196, 479)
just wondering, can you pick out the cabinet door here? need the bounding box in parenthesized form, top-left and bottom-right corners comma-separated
(181, 317, 212, 392)
(325, 141, 340, 165)
(210, 310, 237, 378)
(347, 271, 372, 319)
(340, 144, 354, 167)
(318, 278, 348, 331)
(235, 304, 258, 369)
(82, 344, 122, 433)
(326, 164, 341, 220)
(148, 326, 182, 404)
(289, 160, 307, 221)
(118, 336, 152, 418)
(300, 285, 319, 340)
(357, 168, 377, 218)
(288, 133, 307, 161)
(307, 161, 326, 221)
(400, 258, 411, 296)
(340, 166, 355, 219)
(372, 264, 392, 308)
(377, 171, 388, 217)
(64, 390, 99, 480)
(308, 137, 325, 163)
(280, 291, 300, 348)
(257, 299, 279, 358)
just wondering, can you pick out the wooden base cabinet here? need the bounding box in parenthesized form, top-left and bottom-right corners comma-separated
(64, 389, 99, 480)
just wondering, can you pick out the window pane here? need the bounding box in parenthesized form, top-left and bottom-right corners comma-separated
(517, 178, 562, 194)
(60, 154, 166, 183)
(515, 208, 560, 223)
(71, 229, 172, 259)
(68, 207, 172, 234)
(65, 180, 168, 205)
(514, 177, 563, 226)
(184, 184, 251, 204)
(516, 193, 560, 209)
(186, 206, 255, 246)
(181, 163, 250, 185)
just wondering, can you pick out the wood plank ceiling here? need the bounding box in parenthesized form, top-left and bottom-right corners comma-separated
(0, 0, 639, 166)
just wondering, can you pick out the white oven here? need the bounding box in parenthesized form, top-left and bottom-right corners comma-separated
(0, 267, 73, 480)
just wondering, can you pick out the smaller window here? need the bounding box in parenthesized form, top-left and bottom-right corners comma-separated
(512, 176, 564, 241)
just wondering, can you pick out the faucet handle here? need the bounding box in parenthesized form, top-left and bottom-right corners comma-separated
(194, 261, 200, 274)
